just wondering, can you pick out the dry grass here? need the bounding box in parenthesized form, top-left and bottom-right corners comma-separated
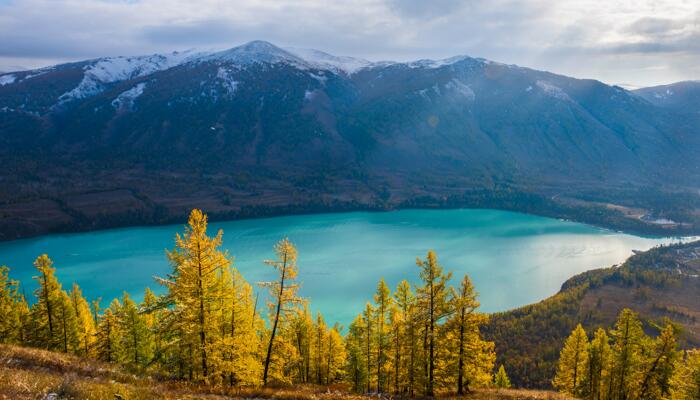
(0, 345, 571, 400)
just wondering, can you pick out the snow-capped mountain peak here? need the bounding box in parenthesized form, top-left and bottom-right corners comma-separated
(284, 47, 373, 74)
(204, 40, 305, 67)
(58, 49, 203, 103)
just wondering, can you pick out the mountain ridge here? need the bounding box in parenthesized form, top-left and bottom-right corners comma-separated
(1, 40, 699, 241)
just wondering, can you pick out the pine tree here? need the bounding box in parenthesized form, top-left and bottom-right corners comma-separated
(314, 311, 327, 384)
(95, 300, 122, 363)
(373, 278, 392, 392)
(415, 250, 452, 396)
(347, 314, 368, 392)
(670, 349, 700, 400)
(30, 254, 63, 349)
(158, 209, 231, 381)
(448, 274, 494, 394)
(638, 323, 678, 399)
(609, 309, 646, 400)
(117, 292, 152, 368)
(260, 237, 301, 385)
(554, 324, 589, 396)
(326, 323, 346, 384)
(69, 283, 96, 357)
(582, 328, 611, 400)
(222, 268, 262, 387)
(0, 265, 27, 343)
(494, 365, 511, 388)
(394, 279, 416, 395)
(363, 302, 375, 392)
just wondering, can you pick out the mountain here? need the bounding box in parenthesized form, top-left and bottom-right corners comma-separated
(1, 41, 699, 240)
(634, 81, 700, 114)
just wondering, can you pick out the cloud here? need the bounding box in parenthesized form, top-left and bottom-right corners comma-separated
(0, 0, 698, 87)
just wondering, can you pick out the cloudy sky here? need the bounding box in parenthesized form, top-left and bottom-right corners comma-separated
(1, 0, 698, 88)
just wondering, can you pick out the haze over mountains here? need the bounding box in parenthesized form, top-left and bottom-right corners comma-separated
(1, 40, 699, 239)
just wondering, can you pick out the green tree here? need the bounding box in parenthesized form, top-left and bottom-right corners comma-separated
(117, 292, 153, 368)
(495, 365, 511, 388)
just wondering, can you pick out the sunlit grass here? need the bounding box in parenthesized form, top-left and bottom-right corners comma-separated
(0, 344, 572, 400)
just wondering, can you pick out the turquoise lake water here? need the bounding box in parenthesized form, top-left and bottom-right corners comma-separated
(0, 209, 687, 325)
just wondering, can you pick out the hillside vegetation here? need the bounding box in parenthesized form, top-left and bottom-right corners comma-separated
(0, 344, 574, 400)
(484, 241, 700, 388)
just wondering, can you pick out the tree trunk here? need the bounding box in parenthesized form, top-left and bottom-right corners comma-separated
(263, 255, 287, 385)
(457, 309, 465, 395)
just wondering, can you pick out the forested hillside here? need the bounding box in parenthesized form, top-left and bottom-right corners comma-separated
(483, 241, 700, 389)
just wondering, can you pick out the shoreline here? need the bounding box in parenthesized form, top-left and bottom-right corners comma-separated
(1, 193, 698, 244)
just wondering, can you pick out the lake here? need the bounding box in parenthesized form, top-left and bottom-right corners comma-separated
(0, 209, 687, 325)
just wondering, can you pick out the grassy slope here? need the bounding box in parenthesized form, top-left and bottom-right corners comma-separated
(0, 345, 571, 400)
(483, 240, 700, 389)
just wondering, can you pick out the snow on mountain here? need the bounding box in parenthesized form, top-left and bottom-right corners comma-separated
(203, 40, 306, 68)
(216, 67, 238, 95)
(59, 50, 201, 103)
(284, 47, 373, 74)
(444, 78, 475, 101)
(20, 40, 517, 107)
(536, 80, 571, 101)
(111, 82, 147, 111)
(0, 74, 16, 86)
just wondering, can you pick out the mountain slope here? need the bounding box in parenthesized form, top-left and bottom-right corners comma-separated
(483, 240, 700, 388)
(1, 41, 699, 240)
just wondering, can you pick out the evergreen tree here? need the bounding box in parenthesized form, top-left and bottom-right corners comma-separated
(373, 278, 392, 392)
(415, 250, 452, 396)
(260, 237, 301, 385)
(495, 365, 511, 388)
(554, 324, 589, 396)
